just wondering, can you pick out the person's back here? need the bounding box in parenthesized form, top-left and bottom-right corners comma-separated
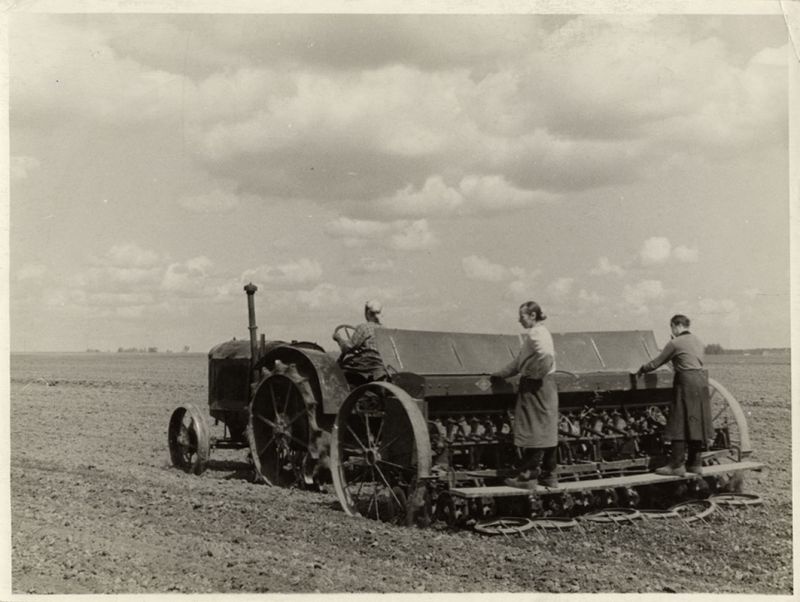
(334, 300, 387, 384)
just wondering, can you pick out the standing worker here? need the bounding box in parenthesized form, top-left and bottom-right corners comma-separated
(491, 301, 560, 489)
(637, 314, 713, 476)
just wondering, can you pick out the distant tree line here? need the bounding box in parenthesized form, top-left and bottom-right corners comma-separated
(705, 343, 789, 356)
(117, 347, 159, 353)
(109, 346, 191, 353)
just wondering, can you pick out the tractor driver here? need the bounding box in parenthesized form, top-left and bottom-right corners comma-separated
(333, 300, 387, 384)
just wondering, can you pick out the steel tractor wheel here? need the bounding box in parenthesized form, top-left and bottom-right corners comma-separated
(331, 382, 432, 525)
(247, 361, 327, 488)
(168, 404, 211, 475)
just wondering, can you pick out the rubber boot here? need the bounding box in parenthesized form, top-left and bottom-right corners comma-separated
(686, 441, 703, 475)
(655, 440, 686, 476)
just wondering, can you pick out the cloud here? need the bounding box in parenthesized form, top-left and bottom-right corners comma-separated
(268, 282, 406, 312)
(177, 189, 241, 213)
(622, 279, 665, 313)
(673, 245, 699, 263)
(696, 297, 741, 330)
(590, 256, 625, 276)
(389, 220, 438, 250)
(640, 237, 672, 265)
(697, 297, 737, 315)
(577, 289, 603, 305)
(348, 257, 396, 275)
(161, 256, 214, 293)
(242, 258, 323, 288)
(547, 277, 575, 298)
(459, 175, 556, 212)
(368, 174, 557, 221)
(13, 15, 786, 218)
(373, 176, 464, 218)
(639, 237, 700, 265)
(462, 255, 514, 282)
(10, 155, 40, 180)
(101, 243, 161, 269)
(325, 217, 437, 250)
(79, 244, 164, 290)
(325, 217, 392, 242)
(44, 245, 225, 321)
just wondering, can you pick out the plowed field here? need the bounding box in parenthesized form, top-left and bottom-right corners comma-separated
(9, 352, 792, 594)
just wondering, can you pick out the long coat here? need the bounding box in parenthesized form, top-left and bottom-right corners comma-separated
(665, 370, 715, 443)
(514, 375, 559, 448)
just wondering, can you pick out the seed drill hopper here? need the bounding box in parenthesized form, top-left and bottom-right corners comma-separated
(168, 284, 761, 525)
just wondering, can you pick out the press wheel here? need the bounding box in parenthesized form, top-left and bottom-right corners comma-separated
(331, 382, 431, 523)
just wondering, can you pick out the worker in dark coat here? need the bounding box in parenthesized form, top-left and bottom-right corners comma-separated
(333, 300, 387, 383)
(637, 314, 713, 476)
(491, 301, 559, 489)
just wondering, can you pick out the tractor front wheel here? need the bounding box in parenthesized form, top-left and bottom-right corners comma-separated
(168, 404, 211, 475)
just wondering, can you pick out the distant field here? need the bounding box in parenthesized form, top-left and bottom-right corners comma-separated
(9, 353, 793, 594)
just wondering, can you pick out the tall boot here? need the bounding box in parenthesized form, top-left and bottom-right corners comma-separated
(687, 441, 704, 474)
(505, 448, 540, 489)
(537, 447, 559, 488)
(655, 440, 686, 476)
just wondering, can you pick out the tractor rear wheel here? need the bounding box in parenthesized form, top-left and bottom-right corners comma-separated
(168, 404, 211, 475)
(331, 382, 431, 524)
(247, 362, 326, 488)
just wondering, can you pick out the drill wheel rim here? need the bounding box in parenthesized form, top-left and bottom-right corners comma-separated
(474, 517, 535, 535)
(639, 508, 681, 520)
(710, 493, 763, 507)
(530, 517, 579, 530)
(668, 499, 717, 523)
(579, 507, 642, 523)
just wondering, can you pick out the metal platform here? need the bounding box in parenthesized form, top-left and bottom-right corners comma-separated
(449, 461, 764, 498)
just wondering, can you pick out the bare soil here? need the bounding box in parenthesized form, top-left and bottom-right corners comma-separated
(9, 352, 792, 594)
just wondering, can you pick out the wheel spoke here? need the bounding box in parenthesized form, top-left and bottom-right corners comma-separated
(346, 423, 369, 452)
(364, 411, 374, 446)
(256, 413, 279, 430)
(378, 434, 402, 455)
(257, 433, 278, 457)
(354, 470, 370, 500)
(268, 382, 278, 417)
(283, 431, 311, 450)
(376, 458, 409, 472)
(373, 464, 404, 512)
(366, 468, 378, 516)
(285, 410, 307, 427)
(374, 413, 386, 447)
(282, 381, 293, 415)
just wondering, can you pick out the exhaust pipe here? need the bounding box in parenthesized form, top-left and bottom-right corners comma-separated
(244, 283, 259, 368)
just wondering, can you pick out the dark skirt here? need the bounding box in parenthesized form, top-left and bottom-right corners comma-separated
(514, 374, 559, 448)
(665, 370, 714, 444)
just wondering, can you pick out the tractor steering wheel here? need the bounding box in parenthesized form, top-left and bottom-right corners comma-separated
(333, 324, 356, 346)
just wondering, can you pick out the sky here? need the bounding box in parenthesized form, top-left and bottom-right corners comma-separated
(7, 7, 792, 353)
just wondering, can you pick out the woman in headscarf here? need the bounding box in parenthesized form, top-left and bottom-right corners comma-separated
(491, 301, 559, 489)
